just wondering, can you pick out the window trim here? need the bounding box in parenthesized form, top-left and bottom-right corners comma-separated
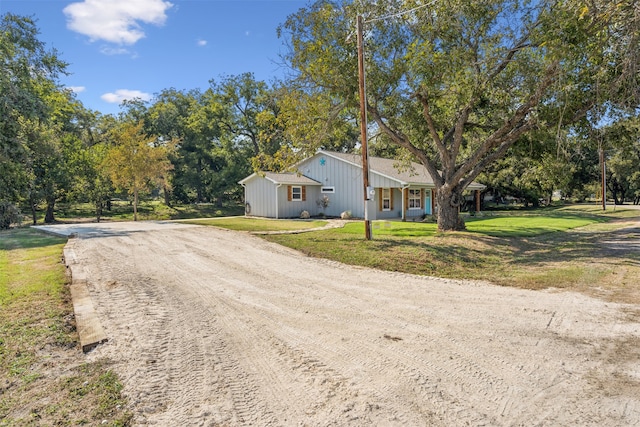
(408, 188, 422, 210)
(382, 188, 391, 211)
(291, 185, 303, 201)
(321, 186, 335, 194)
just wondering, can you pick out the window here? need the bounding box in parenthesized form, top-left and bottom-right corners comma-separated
(382, 188, 391, 211)
(288, 185, 306, 201)
(291, 186, 302, 201)
(408, 189, 422, 209)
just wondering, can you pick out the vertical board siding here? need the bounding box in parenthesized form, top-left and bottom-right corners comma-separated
(244, 178, 277, 218)
(299, 154, 365, 218)
(278, 185, 317, 218)
(243, 152, 440, 219)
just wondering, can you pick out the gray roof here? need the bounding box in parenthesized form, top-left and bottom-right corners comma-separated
(321, 151, 485, 190)
(322, 151, 437, 186)
(240, 151, 485, 190)
(239, 172, 321, 186)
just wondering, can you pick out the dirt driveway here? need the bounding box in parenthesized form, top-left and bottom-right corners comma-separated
(39, 221, 640, 426)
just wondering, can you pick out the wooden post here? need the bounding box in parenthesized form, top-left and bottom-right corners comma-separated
(600, 148, 606, 211)
(357, 15, 371, 240)
(431, 189, 436, 215)
(476, 190, 481, 212)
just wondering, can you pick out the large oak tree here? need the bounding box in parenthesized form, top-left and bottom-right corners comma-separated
(278, 0, 639, 230)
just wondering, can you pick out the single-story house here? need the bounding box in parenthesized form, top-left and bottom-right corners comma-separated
(239, 150, 485, 220)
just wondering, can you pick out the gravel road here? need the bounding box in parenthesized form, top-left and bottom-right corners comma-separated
(40, 221, 640, 426)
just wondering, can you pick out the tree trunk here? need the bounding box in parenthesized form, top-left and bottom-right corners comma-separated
(95, 200, 102, 222)
(30, 201, 37, 225)
(163, 184, 171, 207)
(133, 185, 139, 221)
(196, 158, 203, 203)
(44, 197, 55, 224)
(436, 188, 466, 232)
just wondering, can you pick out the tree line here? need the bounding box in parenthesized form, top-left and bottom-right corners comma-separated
(2, 2, 639, 230)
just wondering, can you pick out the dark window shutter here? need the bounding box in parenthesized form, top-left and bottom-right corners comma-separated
(302, 186, 306, 201)
(287, 185, 292, 201)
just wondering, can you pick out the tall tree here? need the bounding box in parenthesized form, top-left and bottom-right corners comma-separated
(278, 0, 640, 230)
(103, 122, 171, 221)
(601, 116, 640, 204)
(65, 110, 116, 221)
(0, 13, 68, 210)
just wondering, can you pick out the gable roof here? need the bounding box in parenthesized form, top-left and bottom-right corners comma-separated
(239, 171, 322, 186)
(319, 150, 485, 190)
(239, 150, 485, 190)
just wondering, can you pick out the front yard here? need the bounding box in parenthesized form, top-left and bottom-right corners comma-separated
(202, 204, 640, 304)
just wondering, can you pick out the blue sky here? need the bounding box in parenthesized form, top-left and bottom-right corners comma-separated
(1, 0, 310, 115)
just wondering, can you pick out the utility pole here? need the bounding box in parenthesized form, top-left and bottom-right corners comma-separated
(357, 15, 372, 240)
(600, 148, 606, 210)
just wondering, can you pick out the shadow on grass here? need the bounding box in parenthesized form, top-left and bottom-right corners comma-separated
(0, 228, 66, 250)
(266, 218, 640, 286)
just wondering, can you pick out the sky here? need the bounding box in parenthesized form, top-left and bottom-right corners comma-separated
(1, 0, 311, 115)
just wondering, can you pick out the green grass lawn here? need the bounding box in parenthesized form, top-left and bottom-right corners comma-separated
(246, 205, 640, 303)
(43, 199, 245, 223)
(315, 211, 600, 239)
(0, 228, 132, 425)
(181, 217, 328, 232)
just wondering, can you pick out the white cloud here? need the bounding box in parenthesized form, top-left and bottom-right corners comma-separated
(67, 86, 86, 93)
(196, 39, 207, 47)
(101, 89, 152, 104)
(64, 0, 173, 45)
(100, 46, 132, 56)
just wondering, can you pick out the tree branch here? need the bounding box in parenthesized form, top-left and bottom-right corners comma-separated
(414, 92, 446, 154)
(452, 60, 560, 185)
(369, 106, 443, 187)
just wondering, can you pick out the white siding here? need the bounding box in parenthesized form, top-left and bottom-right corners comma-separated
(298, 154, 366, 218)
(277, 185, 318, 218)
(369, 173, 400, 189)
(243, 178, 277, 218)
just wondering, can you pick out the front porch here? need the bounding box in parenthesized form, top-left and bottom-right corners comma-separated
(374, 187, 483, 221)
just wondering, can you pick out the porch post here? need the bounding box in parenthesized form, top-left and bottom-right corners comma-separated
(402, 187, 406, 221)
(475, 190, 481, 212)
(431, 189, 436, 215)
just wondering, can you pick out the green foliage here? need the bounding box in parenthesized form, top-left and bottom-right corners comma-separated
(0, 13, 100, 224)
(103, 121, 172, 220)
(0, 202, 21, 229)
(277, 0, 640, 230)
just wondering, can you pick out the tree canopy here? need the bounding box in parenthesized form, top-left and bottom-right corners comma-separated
(1, 7, 639, 228)
(277, 0, 640, 230)
(103, 122, 172, 221)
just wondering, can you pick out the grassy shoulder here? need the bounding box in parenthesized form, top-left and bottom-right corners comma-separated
(26, 200, 246, 224)
(233, 204, 639, 304)
(181, 217, 328, 232)
(0, 228, 132, 426)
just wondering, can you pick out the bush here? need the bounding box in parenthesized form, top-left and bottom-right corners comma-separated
(0, 202, 21, 229)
